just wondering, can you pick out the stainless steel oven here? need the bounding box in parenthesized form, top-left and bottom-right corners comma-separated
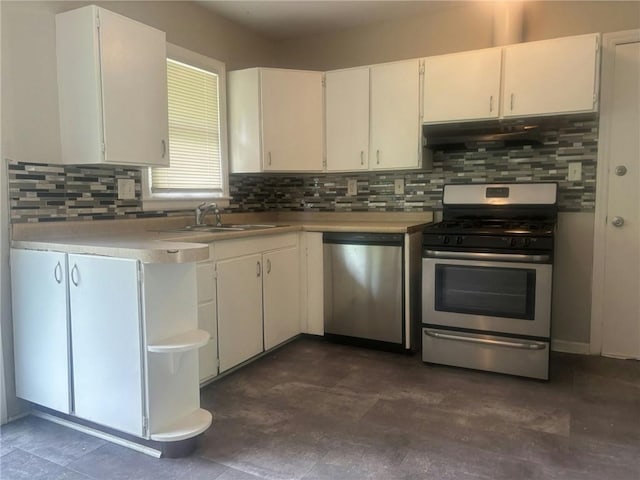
(421, 183, 557, 380)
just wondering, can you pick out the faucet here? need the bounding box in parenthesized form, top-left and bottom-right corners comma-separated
(195, 202, 222, 226)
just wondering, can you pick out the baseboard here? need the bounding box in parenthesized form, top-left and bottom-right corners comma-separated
(551, 339, 590, 355)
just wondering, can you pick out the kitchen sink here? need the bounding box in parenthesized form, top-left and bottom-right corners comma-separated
(159, 224, 282, 233)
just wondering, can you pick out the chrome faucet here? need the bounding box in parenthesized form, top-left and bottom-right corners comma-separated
(195, 202, 222, 226)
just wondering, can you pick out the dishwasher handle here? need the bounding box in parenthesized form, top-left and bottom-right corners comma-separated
(323, 232, 404, 246)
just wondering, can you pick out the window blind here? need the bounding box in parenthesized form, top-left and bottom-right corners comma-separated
(152, 59, 222, 192)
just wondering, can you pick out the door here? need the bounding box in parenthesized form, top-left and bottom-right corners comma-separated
(216, 254, 264, 372)
(197, 260, 218, 382)
(593, 33, 640, 358)
(69, 254, 145, 436)
(325, 67, 370, 171)
(99, 7, 169, 166)
(370, 59, 421, 170)
(261, 69, 324, 172)
(263, 247, 300, 350)
(423, 48, 502, 123)
(10, 250, 71, 413)
(503, 34, 599, 117)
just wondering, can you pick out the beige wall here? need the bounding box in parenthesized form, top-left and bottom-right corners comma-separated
(275, 1, 640, 70)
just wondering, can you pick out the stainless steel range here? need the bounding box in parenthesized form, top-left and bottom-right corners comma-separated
(421, 182, 557, 380)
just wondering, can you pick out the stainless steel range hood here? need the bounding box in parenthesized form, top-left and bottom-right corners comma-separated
(423, 120, 545, 151)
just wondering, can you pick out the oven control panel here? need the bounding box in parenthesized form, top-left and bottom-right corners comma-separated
(423, 234, 554, 251)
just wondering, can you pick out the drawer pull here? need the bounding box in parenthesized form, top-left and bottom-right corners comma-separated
(424, 330, 546, 350)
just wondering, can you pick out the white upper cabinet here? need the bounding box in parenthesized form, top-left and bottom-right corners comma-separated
(56, 6, 169, 166)
(228, 68, 324, 173)
(370, 59, 422, 170)
(325, 67, 370, 171)
(423, 48, 502, 123)
(502, 33, 600, 118)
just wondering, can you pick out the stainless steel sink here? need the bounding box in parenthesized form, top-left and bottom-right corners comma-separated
(159, 224, 281, 233)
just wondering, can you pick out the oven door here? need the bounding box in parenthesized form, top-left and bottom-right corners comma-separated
(422, 252, 552, 338)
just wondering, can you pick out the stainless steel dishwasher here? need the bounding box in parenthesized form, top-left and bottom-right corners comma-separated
(323, 232, 404, 350)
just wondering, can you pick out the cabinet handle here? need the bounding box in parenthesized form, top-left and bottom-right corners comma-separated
(510, 93, 514, 111)
(376, 150, 380, 165)
(360, 151, 364, 166)
(266, 259, 271, 274)
(256, 261, 261, 277)
(161, 139, 167, 158)
(489, 95, 493, 113)
(54, 261, 63, 284)
(268, 152, 272, 166)
(70, 264, 79, 287)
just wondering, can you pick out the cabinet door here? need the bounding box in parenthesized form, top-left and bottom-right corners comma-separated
(503, 34, 599, 117)
(69, 254, 144, 437)
(10, 250, 71, 414)
(98, 8, 169, 166)
(263, 247, 301, 350)
(197, 261, 218, 382)
(325, 68, 370, 171)
(216, 254, 264, 372)
(370, 59, 421, 170)
(261, 69, 324, 172)
(424, 49, 502, 123)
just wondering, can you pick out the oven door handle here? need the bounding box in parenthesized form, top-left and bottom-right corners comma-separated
(424, 330, 547, 350)
(423, 250, 551, 263)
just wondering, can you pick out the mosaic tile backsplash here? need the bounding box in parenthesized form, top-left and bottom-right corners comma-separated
(8, 115, 597, 223)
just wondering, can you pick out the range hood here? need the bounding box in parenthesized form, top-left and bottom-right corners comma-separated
(423, 120, 545, 151)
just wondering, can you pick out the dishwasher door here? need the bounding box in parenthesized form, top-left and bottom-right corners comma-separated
(323, 233, 404, 345)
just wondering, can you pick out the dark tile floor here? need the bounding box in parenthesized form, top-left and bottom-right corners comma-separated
(1, 337, 639, 480)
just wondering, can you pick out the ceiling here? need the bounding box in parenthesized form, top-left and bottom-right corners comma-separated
(196, 1, 469, 39)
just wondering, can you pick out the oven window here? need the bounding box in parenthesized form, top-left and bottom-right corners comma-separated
(435, 264, 536, 320)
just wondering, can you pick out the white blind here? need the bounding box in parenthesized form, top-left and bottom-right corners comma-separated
(152, 59, 222, 192)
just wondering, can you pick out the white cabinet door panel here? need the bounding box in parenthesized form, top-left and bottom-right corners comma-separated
(263, 247, 300, 350)
(69, 254, 144, 436)
(217, 254, 263, 372)
(424, 48, 502, 123)
(10, 250, 71, 413)
(370, 59, 421, 170)
(325, 68, 370, 171)
(503, 34, 599, 117)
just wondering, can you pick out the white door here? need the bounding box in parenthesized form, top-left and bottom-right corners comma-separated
(10, 250, 71, 413)
(593, 34, 640, 359)
(370, 59, 421, 170)
(261, 69, 324, 172)
(325, 67, 370, 171)
(216, 254, 264, 372)
(197, 261, 217, 382)
(69, 254, 145, 436)
(423, 48, 502, 123)
(263, 247, 300, 350)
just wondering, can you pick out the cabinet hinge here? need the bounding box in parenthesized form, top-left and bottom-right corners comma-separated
(321, 75, 326, 87)
(101, 142, 106, 155)
(96, 13, 100, 29)
(419, 61, 425, 75)
(142, 416, 148, 435)
(137, 263, 144, 285)
(212, 265, 218, 279)
(216, 357, 220, 373)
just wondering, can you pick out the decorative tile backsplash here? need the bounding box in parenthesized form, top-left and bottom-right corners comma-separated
(7, 115, 597, 223)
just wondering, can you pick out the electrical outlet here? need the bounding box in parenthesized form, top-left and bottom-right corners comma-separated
(394, 178, 405, 195)
(347, 179, 358, 196)
(568, 162, 582, 182)
(117, 178, 136, 200)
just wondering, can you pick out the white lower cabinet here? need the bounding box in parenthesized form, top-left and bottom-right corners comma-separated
(197, 260, 218, 383)
(10, 248, 211, 443)
(213, 234, 301, 373)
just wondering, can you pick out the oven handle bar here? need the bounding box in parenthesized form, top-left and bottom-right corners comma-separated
(424, 250, 551, 263)
(424, 330, 547, 350)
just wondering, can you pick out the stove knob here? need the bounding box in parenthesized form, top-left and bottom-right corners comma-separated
(509, 238, 517, 247)
(523, 238, 531, 248)
(443, 236, 450, 245)
(456, 236, 464, 245)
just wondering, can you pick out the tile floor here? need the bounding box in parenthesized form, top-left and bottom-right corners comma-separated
(1, 337, 639, 479)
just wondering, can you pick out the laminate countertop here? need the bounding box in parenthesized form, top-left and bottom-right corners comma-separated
(11, 211, 433, 263)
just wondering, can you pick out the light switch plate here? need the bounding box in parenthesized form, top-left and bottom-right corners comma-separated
(394, 178, 405, 195)
(568, 162, 582, 182)
(347, 179, 358, 196)
(117, 178, 136, 200)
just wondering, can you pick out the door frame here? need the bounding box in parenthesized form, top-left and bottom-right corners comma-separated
(590, 29, 640, 355)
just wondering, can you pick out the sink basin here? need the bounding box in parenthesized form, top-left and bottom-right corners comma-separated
(159, 224, 282, 233)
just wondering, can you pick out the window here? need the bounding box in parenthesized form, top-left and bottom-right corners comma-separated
(142, 44, 228, 210)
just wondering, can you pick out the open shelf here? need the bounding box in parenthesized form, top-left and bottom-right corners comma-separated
(147, 329, 210, 354)
(150, 408, 213, 442)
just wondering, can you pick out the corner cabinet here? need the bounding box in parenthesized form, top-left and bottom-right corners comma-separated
(228, 68, 324, 173)
(212, 234, 301, 373)
(10, 249, 211, 444)
(502, 33, 600, 118)
(56, 6, 169, 166)
(423, 48, 502, 123)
